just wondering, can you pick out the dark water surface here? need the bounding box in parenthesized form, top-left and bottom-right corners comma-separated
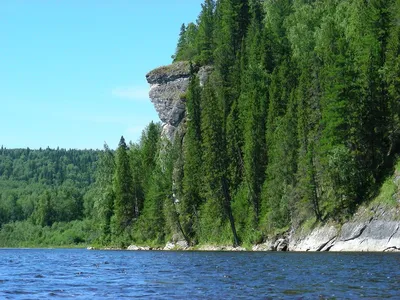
(0, 249, 399, 299)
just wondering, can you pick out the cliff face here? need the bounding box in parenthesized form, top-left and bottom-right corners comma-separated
(146, 61, 191, 140)
(146, 62, 213, 140)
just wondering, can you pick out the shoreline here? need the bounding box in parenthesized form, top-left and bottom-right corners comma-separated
(88, 211, 400, 253)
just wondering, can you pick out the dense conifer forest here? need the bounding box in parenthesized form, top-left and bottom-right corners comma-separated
(1, 0, 399, 248)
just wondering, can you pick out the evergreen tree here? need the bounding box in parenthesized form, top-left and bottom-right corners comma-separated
(313, 1, 359, 217)
(113, 136, 134, 234)
(181, 73, 203, 240)
(200, 80, 239, 246)
(137, 139, 173, 244)
(384, 0, 400, 156)
(262, 61, 297, 230)
(196, 0, 216, 65)
(93, 143, 115, 242)
(140, 122, 162, 194)
(173, 23, 199, 62)
(129, 143, 145, 219)
(236, 0, 268, 233)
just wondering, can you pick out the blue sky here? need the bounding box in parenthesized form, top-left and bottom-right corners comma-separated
(0, 0, 203, 149)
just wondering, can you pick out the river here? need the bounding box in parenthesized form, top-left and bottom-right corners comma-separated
(0, 249, 399, 299)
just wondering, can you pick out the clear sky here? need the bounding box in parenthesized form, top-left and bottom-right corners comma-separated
(0, 0, 203, 150)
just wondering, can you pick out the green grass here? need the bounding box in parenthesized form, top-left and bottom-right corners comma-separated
(147, 61, 190, 80)
(371, 159, 400, 207)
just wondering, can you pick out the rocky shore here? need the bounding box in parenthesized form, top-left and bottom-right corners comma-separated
(88, 211, 399, 252)
(288, 204, 400, 252)
(119, 214, 399, 252)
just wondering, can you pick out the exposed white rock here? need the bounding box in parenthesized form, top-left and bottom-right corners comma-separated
(197, 245, 246, 251)
(198, 65, 214, 87)
(290, 225, 338, 251)
(163, 242, 175, 251)
(127, 245, 140, 251)
(162, 240, 189, 251)
(148, 78, 189, 126)
(176, 240, 189, 249)
(274, 238, 289, 251)
(224, 246, 246, 251)
(146, 61, 191, 85)
(288, 219, 400, 252)
(161, 123, 177, 141)
(330, 221, 400, 252)
(127, 245, 151, 251)
(252, 241, 274, 251)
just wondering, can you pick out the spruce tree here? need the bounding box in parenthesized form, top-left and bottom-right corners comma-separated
(140, 122, 161, 194)
(196, 0, 216, 65)
(129, 142, 144, 219)
(113, 136, 134, 234)
(238, 0, 268, 229)
(384, 0, 400, 155)
(182, 73, 203, 240)
(262, 61, 297, 230)
(200, 80, 239, 246)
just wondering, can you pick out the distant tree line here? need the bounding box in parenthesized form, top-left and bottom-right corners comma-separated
(0, 147, 98, 227)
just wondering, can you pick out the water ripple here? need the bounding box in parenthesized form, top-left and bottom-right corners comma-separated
(0, 249, 399, 299)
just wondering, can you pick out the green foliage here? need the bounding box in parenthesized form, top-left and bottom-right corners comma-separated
(181, 74, 204, 241)
(167, 0, 400, 244)
(196, 0, 216, 65)
(113, 136, 135, 233)
(0, 148, 99, 241)
(33, 190, 54, 227)
(173, 23, 199, 62)
(0, 219, 97, 248)
(372, 159, 400, 207)
(93, 143, 115, 243)
(2, 0, 400, 248)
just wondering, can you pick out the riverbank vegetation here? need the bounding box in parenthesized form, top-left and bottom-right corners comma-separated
(1, 0, 399, 248)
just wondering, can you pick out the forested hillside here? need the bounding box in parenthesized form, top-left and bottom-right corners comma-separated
(172, 0, 400, 245)
(1, 0, 399, 248)
(90, 0, 400, 248)
(0, 147, 99, 246)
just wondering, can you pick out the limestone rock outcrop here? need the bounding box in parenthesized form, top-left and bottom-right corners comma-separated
(329, 220, 400, 252)
(197, 245, 246, 251)
(127, 245, 151, 251)
(289, 210, 400, 252)
(146, 61, 212, 140)
(252, 241, 274, 251)
(289, 225, 338, 252)
(146, 62, 191, 140)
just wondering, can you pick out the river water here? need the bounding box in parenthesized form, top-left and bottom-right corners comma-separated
(0, 249, 399, 299)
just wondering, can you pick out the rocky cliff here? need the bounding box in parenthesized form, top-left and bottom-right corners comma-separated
(146, 62, 212, 141)
(146, 61, 191, 140)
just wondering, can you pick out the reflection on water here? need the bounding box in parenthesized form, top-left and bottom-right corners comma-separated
(0, 249, 399, 299)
